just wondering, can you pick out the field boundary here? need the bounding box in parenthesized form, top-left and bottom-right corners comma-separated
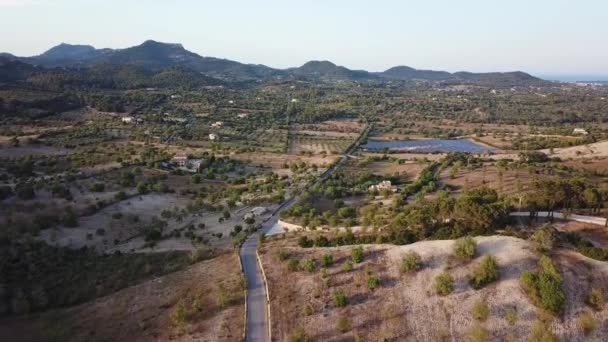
(256, 250, 272, 341)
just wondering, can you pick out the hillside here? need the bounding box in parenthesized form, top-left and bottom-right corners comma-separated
(259, 235, 608, 341)
(289, 61, 375, 81)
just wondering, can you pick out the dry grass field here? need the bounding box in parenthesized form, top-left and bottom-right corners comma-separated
(259, 235, 608, 341)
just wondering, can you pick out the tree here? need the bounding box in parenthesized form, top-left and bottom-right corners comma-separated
(520, 256, 565, 314)
(192, 173, 202, 184)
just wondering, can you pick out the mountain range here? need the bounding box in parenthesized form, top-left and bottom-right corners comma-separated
(1, 40, 543, 85)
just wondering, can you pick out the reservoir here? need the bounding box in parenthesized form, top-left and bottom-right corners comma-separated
(361, 139, 494, 153)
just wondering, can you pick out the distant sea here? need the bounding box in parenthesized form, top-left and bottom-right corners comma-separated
(535, 74, 608, 83)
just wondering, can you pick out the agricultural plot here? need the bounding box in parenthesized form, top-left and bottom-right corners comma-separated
(288, 133, 355, 155)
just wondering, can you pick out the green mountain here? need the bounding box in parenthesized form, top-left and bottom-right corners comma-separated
(289, 61, 374, 81)
(1, 40, 545, 86)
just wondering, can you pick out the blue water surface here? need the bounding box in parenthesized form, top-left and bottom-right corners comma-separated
(361, 139, 494, 153)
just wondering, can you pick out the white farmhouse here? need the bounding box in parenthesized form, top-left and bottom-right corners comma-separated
(121, 116, 135, 124)
(211, 121, 223, 128)
(209, 133, 219, 141)
(369, 180, 395, 192)
(573, 128, 589, 135)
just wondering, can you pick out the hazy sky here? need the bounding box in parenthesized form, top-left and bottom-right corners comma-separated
(1, 0, 607, 75)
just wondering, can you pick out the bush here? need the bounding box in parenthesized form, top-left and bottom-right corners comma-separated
(453, 236, 476, 260)
(434, 273, 454, 296)
(528, 320, 557, 342)
(277, 250, 290, 261)
(585, 287, 604, 311)
(520, 256, 565, 314)
(530, 225, 555, 252)
(578, 311, 597, 335)
(287, 327, 311, 342)
(400, 251, 422, 273)
(504, 307, 518, 325)
(16, 184, 35, 200)
(303, 303, 313, 316)
(469, 255, 499, 289)
(302, 259, 315, 272)
(367, 275, 380, 290)
(321, 253, 333, 267)
(467, 323, 488, 342)
(333, 290, 348, 307)
(471, 298, 489, 321)
(336, 315, 351, 333)
(287, 259, 300, 272)
(298, 236, 313, 248)
(114, 191, 127, 200)
(342, 261, 353, 272)
(351, 246, 364, 263)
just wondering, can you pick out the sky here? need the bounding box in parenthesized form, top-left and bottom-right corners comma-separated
(1, 0, 608, 77)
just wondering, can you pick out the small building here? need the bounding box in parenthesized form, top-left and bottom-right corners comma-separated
(291, 98, 299, 103)
(211, 121, 223, 128)
(170, 153, 188, 167)
(121, 116, 135, 124)
(209, 133, 219, 141)
(573, 128, 589, 135)
(369, 180, 395, 192)
(237, 113, 248, 119)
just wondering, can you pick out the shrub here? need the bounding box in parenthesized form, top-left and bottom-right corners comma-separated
(287, 259, 300, 272)
(303, 303, 313, 316)
(467, 323, 488, 342)
(351, 246, 364, 263)
(302, 259, 315, 272)
(367, 275, 380, 290)
(277, 250, 290, 261)
(333, 290, 348, 307)
(530, 225, 555, 252)
(336, 315, 351, 333)
(287, 327, 310, 342)
(504, 307, 518, 325)
(321, 253, 333, 267)
(342, 261, 353, 272)
(434, 273, 454, 296)
(469, 255, 499, 289)
(114, 191, 127, 201)
(578, 311, 597, 335)
(471, 298, 489, 321)
(453, 236, 476, 260)
(528, 320, 557, 342)
(520, 256, 565, 314)
(400, 251, 422, 273)
(585, 287, 604, 311)
(298, 236, 313, 248)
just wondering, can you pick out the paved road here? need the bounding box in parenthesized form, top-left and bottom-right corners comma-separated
(510, 211, 608, 226)
(240, 125, 368, 342)
(239, 160, 341, 342)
